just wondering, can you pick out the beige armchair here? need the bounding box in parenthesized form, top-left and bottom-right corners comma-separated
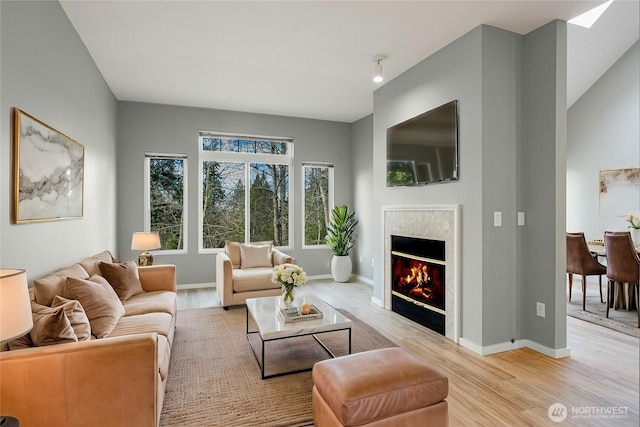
(216, 241, 292, 309)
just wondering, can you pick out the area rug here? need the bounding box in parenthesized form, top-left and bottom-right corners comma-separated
(159, 307, 397, 427)
(567, 283, 639, 338)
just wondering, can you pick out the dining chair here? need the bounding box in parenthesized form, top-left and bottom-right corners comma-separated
(566, 232, 606, 310)
(604, 231, 640, 328)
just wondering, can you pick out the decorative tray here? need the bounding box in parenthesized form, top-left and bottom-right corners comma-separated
(279, 305, 323, 323)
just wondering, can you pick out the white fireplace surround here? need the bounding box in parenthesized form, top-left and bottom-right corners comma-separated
(382, 205, 460, 343)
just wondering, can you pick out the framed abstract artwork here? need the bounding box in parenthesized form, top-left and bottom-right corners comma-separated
(13, 108, 85, 223)
(599, 168, 640, 217)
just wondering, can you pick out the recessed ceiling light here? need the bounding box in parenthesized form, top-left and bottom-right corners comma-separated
(568, 0, 613, 28)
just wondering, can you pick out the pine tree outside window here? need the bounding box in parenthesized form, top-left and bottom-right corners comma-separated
(144, 154, 187, 253)
(303, 163, 334, 248)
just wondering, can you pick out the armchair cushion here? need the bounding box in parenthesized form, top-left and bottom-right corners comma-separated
(232, 268, 281, 292)
(240, 244, 272, 268)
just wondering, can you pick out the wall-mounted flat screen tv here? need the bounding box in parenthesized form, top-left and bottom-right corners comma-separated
(386, 100, 459, 187)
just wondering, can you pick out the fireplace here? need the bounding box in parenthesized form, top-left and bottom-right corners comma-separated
(391, 235, 446, 335)
(383, 205, 459, 342)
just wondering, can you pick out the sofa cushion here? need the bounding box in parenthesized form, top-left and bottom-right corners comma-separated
(64, 275, 125, 339)
(30, 307, 78, 347)
(123, 291, 177, 317)
(232, 268, 281, 292)
(51, 296, 91, 342)
(33, 263, 90, 306)
(99, 261, 145, 301)
(240, 244, 272, 268)
(78, 250, 115, 277)
(109, 312, 174, 343)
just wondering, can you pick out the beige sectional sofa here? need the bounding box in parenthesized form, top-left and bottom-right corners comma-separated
(0, 251, 177, 427)
(216, 241, 292, 309)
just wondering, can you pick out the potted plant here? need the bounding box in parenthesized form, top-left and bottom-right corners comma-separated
(326, 205, 358, 282)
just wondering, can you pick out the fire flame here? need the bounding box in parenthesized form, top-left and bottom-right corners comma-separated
(393, 257, 444, 308)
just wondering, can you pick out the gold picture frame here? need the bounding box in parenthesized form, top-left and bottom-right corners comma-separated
(13, 108, 85, 223)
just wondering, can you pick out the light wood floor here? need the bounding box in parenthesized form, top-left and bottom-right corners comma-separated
(177, 280, 639, 426)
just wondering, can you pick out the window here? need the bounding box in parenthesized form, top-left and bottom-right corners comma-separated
(144, 153, 187, 253)
(303, 163, 334, 247)
(199, 132, 292, 252)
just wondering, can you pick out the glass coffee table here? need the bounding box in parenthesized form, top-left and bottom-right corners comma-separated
(245, 296, 352, 379)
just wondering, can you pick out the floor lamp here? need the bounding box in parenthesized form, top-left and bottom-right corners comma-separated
(0, 269, 34, 427)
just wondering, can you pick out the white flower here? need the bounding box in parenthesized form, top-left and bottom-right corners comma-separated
(272, 263, 307, 288)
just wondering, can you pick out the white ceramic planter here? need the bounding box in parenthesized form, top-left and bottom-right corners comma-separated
(331, 255, 352, 283)
(631, 228, 640, 247)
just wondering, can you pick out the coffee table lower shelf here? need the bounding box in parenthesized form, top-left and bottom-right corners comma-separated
(246, 309, 352, 380)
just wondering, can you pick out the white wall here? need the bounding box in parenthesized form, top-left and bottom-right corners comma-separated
(0, 1, 117, 282)
(567, 42, 640, 239)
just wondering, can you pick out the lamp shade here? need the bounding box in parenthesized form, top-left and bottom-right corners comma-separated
(0, 269, 33, 343)
(131, 231, 161, 251)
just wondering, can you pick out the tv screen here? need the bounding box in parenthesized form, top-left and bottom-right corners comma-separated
(386, 100, 459, 187)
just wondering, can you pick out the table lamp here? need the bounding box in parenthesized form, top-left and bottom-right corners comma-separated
(131, 231, 161, 266)
(1, 269, 33, 427)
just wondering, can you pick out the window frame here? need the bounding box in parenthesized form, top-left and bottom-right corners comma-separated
(144, 153, 188, 255)
(301, 162, 335, 250)
(198, 131, 294, 254)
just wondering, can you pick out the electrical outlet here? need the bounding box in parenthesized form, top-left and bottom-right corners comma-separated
(536, 302, 545, 318)
(494, 211, 502, 227)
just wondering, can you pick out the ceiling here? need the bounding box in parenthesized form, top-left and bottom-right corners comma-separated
(59, 0, 639, 123)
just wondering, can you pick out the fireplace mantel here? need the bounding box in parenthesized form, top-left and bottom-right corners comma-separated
(382, 205, 460, 342)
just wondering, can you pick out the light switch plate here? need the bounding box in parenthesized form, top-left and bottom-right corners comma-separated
(494, 211, 502, 227)
(518, 212, 525, 226)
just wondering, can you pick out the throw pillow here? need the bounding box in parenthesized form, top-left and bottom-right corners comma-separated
(33, 263, 90, 306)
(30, 307, 78, 347)
(64, 275, 125, 338)
(99, 261, 145, 301)
(240, 243, 272, 269)
(224, 241, 242, 268)
(52, 295, 91, 342)
(8, 301, 56, 350)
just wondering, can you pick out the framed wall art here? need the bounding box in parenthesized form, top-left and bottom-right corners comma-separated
(599, 168, 640, 217)
(13, 108, 85, 223)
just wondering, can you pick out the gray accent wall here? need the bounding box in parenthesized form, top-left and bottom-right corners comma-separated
(521, 21, 568, 350)
(0, 1, 117, 281)
(370, 23, 568, 351)
(117, 102, 351, 285)
(567, 42, 640, 238)
(350, 114, 374, 280)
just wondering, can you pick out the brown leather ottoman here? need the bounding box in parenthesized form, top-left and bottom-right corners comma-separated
(312, 347, 449, 427)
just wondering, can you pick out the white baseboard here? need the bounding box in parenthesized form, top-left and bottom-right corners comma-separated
(371, 296, 383, 307)
(520, 339, 571, 359)
(307, 274, 333, 281)
(356, 275, 374, 286)
(459, 337, 571, 358)
(177, 282, 215, 290)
